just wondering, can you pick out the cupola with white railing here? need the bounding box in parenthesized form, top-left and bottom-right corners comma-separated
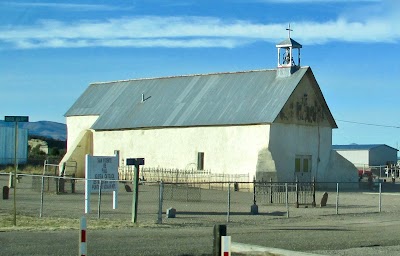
(276, 24, 302, 77)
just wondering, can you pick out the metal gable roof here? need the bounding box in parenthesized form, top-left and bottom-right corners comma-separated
(332, 144, 398, 151)
(65, 67, 311, 130)
(276, 38, 302, 48)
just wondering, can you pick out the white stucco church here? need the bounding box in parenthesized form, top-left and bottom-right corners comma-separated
(60, 33, 358, 183)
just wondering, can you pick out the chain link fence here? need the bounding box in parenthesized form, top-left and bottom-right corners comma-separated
(1, 172, 399, 226)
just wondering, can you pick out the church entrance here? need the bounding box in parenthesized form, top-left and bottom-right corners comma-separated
(294, 155, 312, 182)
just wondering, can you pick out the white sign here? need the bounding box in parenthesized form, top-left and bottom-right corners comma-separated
(86, 155, 118, 192)
(85, 154, 119, 213)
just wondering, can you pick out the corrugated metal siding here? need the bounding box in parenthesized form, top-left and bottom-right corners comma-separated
(0, 127, 28, 164)
(370, 146, 398, 166)
(65, 68, 309, 130)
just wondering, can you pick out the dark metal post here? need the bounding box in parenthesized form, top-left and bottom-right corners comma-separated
(40, 176, 44, 217)
(71, 174, 76, 193)
(295, 178, 299, 208)
(285, 182, 289, 218)
(250, 177, 259, 215)
(132, 165, 140, 223)
(336, 183, 339, 215)
(126, 158, 145, 224)
(227, 183, 231, 223)
(213, 224, 227, 256)
(269, 178, 273, 204)
(379, 183, 382, 212)
(312, 176, 316, 207)
(98, 179, 102, 219)
(253, 177, 256, 205)
(157, 181, 164, 224)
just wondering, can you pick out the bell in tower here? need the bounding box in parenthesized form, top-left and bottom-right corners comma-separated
(276, 24, 302, 77)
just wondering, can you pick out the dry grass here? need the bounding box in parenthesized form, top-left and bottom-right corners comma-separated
(0, 165, 44, 175)
(0, 212, 167, 232)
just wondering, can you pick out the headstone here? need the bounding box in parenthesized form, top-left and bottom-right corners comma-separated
(250, 204, 259, 215)
(166, 207, 176, 218)
(3, 186, 9, 200)
(124, 184, 132, 192)
(234, 182, 239, 191)
(320, 192, 328, 207)
(58, 178, 65, 193)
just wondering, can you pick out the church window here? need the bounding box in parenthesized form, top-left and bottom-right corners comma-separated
(197, 152, 204, 170)
(295, 155, 312, 173)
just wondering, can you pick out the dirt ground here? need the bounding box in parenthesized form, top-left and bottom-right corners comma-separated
(1, 173, 400, 255)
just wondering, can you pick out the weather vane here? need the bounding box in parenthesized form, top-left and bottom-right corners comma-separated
(286, 24, 293, 38)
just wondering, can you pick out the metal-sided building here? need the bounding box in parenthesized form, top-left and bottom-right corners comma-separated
(332, 144, 398, 168)
(0, 126, 28, 165)
(60, 35, 358, 183)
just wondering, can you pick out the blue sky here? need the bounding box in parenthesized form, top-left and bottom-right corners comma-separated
(1, 0, 399, 148)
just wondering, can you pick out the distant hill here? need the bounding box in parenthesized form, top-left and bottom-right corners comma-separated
(0, 120, 66, 141)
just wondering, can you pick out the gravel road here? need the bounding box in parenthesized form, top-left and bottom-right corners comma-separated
(1, 211, 400, 255)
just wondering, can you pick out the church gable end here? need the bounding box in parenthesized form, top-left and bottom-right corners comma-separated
(276, 69, 336, 128)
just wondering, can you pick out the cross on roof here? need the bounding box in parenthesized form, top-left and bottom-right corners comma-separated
(286, 24, 293, 38)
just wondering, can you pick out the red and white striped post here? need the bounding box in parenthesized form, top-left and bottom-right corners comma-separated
(79, 216, 87, 256)
(221, 236, 231, 256)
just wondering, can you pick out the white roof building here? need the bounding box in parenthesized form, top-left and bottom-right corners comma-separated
(332, 144, 398, 168)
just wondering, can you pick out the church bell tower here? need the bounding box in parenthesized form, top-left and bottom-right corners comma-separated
(276, 24, 302, 77)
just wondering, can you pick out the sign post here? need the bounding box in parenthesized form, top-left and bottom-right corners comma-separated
(126, 158, 145, 223)
(79, 216, 87, 256)
(5, 115, 29, 226)
(85, 154, 118, 214)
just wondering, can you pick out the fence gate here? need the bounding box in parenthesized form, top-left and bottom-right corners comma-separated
(255, 181, 315, 207)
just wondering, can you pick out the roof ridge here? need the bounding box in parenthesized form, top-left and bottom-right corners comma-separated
(90, 68, 300, 85)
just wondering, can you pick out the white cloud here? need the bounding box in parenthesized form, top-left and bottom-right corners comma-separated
(2, 2, 129, 11)
(0, 11, 398, 49)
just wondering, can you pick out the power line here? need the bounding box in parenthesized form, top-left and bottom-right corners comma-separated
(336, 119, 400, 129)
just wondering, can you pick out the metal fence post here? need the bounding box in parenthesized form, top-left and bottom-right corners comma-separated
(285, 183, 289, 218)
(295, 178, 299, 208)
(227, 183, 231, 223)
(157, 181, 164, 224)
(312, 177, 316, 207)
(98, 179, 102, 219)
(336, 183, 339, 215)
(40, 175, 44, 217)
(8, 172, 13, 188)
(253, 177, 256, 205)
(379, 183, 382, 213)
(269, 178, 273, 204)
(71, 174, 76, 193)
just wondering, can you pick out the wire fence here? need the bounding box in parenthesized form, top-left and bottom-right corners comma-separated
(1, 172, 399, 227)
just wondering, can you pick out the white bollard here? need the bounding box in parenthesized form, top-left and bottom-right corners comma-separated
(221, 236, 231, 256)
(79, 216, 87, 256)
